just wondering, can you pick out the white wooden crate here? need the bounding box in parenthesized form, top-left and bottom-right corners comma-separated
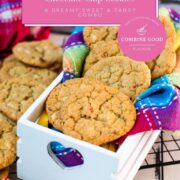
(16, 72, 160, 180)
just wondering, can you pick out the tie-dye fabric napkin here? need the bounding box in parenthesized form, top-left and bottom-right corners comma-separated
(0, 0, 50, 60)
(116, 76, 180, 144)
(62, 27, 89, 81)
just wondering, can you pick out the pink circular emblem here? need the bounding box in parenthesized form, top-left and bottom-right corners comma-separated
(118, 17, 166, 62)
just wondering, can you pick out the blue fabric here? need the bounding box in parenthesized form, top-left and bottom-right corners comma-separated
(71, 27, 84, 35)
(136, 84, 176, 109)
(151, 75, 170, 85)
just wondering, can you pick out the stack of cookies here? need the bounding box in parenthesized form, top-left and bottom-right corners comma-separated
(0, 40, 63, 174)
(83, 26, 152, 101)
(83, 16, 177, 81)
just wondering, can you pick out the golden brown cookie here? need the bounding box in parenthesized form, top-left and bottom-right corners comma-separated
(2, 54, 17, 65)
(0, 77, 48, 122)
(46, 78, 136, 145)
(176, 48, 180, 68)
(146, 16, 176, 79)
(84, 56, 151, 100)
(0, 112, 17, 170)
(13, 40, 63, 68)
(83, 27, 119, 47)
(101, 142, 118, 152)
(0, 55, 57, 83)
(0, 55, 27, 82)
(49, 62, 62, 72)
(83, 40, 123, 74)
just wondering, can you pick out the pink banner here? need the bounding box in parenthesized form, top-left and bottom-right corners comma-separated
(22, 0, 157, 25)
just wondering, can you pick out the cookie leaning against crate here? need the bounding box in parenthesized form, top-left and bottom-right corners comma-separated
(0, 77, 48, 122)
(0, 112, 17, 170)
(46, 78, 136, 146)
(13, 40, 63, 68)
(84, 56, 151, 101)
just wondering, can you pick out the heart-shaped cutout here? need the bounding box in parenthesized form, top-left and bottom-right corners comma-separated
(47, 141, 84, 169)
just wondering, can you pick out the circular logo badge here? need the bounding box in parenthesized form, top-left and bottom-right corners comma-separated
(118, 17, 166, 62)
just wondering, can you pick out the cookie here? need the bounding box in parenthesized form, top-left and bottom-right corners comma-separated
(49, 62, 62, 72)
(0, 55, 57, 84)
(46, 78, 136, 145)
(176, 48, 180, 68)
(146, 16, 176, 79)
(101, 142, 118, 152)
(13, 40, 63, 68)
(84, 56, 151, 100)
(0, 112, 17, 170)
(83, 40, 123, 74)
(0, 77, 48, 122)
(83, 27, 119, 47)
(0, 55, 27, 82)
(2, 54, 17, 65)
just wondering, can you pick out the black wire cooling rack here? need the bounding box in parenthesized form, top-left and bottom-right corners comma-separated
(140, 132, 180, 180)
